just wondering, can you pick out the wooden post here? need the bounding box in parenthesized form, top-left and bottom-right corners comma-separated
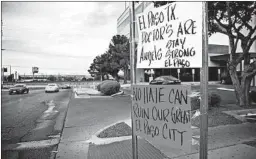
(192, 69, 195, 82)
(130, 1, 138, 159)
(200, 2, 209, 159)
(177, 69, 180, 80)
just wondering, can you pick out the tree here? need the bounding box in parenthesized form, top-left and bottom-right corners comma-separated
(7, 74, 14, 82)
(101, 51, 120, 80)
(81, 77, 87, 81)
(88, 35, 130, 83)
(208, 2, 256, 107)
(88, 53, 117, 81)
(47, 75, 56, 82)
(154, 1, 256, 107)
(109, 35, 130, 84)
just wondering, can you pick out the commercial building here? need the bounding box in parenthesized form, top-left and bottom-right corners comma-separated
(117, 2, 256, 85)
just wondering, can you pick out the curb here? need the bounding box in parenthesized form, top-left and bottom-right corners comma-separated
(222, 109, 256, 122)
(88, 117, 199, 146)
(54, 91, 73, 133)
(52, 91, 73, 159)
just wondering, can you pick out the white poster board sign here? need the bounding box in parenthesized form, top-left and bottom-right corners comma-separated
(136, 2, 202, 68)
(131, 84, 192, 152)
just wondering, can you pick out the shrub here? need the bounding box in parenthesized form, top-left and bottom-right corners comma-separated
(100, 81, 120, 95)
(97, 80, 113, 91)
(250, 89, 256, 103)
(97, 83, 101, 91)
(220, 72, 232, 84)
(191, 96, 200, 111)
(190, 92, 221, 110)
(208, 92, 221, 108)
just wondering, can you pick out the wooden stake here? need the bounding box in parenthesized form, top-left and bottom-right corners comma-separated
(200, 2, 209, 159)
(130, 1, 138, 159)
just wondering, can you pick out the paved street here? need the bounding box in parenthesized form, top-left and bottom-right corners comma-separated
(1, 89, 72, 159)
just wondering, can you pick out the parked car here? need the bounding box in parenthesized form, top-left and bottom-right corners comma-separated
(45, 83, 59, 93)
(149, 75, 181, 85)
(9, 84, 29, 95)
(61, 84, 71, 89)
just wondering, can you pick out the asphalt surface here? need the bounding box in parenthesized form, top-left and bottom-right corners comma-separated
(1, 88, 72, 159)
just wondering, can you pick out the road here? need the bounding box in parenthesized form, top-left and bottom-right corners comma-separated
(1, 89, 72, 159)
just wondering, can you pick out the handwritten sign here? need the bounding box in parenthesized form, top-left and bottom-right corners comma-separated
(136, 2, 202, 68)
(131, 85, 192, 151)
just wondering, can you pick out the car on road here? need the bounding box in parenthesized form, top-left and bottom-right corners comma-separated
(149, 75, 181, 85)
(9, 84, 29, 95)
(61, 84, 71, 89)
(45, 83, 59, 93)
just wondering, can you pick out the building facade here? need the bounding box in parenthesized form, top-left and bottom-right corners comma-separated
(117, 2, 256, 85)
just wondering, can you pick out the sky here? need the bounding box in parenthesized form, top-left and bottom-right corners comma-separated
(1, 2, 126, 76)
(1, 2, 229, 76)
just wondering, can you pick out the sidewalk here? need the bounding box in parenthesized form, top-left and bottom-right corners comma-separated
(86, 122, 256, 159)
(55, 87, 131, 159)
(56, 87, 256, 159)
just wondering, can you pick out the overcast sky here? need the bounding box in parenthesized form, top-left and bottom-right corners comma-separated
(2, 2, 229, 76)
(2, 2, 125, 76)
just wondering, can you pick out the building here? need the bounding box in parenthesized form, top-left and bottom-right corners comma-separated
(117, 2, 256, 85)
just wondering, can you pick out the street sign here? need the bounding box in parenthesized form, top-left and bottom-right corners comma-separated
(32, 67, 39, 73)
(131, 84, 192, 152)
(136, 2, 202, 68)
